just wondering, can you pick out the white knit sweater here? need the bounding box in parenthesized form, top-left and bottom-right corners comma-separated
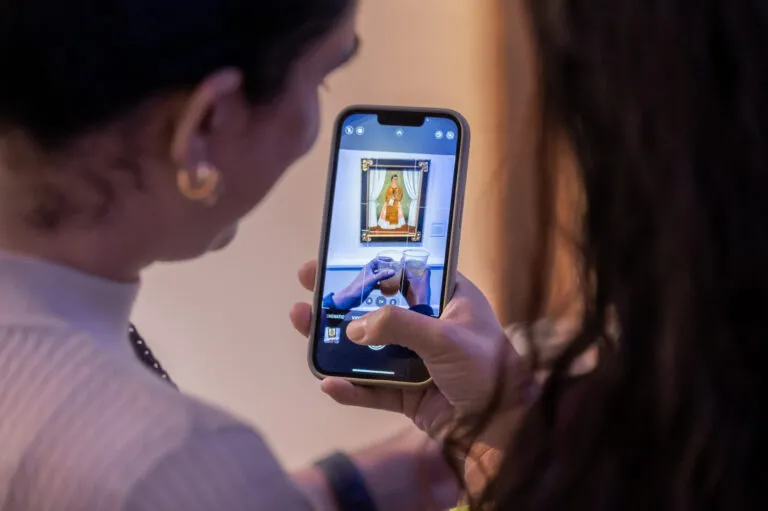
(0, 252, 310, 511)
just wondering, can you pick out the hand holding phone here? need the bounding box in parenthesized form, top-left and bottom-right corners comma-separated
(293, 264, 524, 444)
(308, 106, 470, 387)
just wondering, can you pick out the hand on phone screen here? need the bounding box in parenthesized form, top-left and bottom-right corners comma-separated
(403, 266, 431, 308)
(331, 259, 394, 310)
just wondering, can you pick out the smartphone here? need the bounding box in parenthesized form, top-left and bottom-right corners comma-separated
(308, 106, 470, 387)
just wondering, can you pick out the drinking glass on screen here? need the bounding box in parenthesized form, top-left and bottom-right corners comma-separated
(376, 250, 404, 297)
(403, 249, 430, 277)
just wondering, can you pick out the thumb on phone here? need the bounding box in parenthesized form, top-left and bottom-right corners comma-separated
(346, 306, 455, 361)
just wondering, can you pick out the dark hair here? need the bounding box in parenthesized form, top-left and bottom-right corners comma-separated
(0, 0, 351, 150)
(392, 174, 399, 181)
(465, 0, 768, 509)
(0, 0, 351, 229)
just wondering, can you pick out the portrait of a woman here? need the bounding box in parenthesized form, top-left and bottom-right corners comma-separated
(378, 174, 405, 229)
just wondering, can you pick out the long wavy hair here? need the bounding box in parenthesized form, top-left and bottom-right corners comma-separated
(465, 0, 768, 509)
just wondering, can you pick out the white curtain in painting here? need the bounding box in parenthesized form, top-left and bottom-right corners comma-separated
(368, 170, 387, 228)
(402, 171, 421, 227)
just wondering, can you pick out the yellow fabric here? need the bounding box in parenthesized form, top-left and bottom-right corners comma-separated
(384, 185, 403, 223)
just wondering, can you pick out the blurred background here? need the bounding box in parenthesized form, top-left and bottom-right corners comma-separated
(132, 0, 574, 470)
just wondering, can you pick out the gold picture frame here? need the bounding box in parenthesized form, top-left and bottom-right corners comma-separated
(360, 158, 431, 243)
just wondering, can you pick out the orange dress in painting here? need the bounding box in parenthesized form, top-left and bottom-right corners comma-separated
(379, 185, 405, 229)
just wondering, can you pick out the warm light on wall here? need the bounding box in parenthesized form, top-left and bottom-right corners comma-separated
(494, 0, 582, 324)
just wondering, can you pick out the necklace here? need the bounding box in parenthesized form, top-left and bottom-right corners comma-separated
(128, 323, 177, 389)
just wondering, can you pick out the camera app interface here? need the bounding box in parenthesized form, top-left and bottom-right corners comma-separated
(313, 112, 461, 382)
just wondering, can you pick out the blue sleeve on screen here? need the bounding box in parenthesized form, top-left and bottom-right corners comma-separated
(409, 304, 434, 317)
(322, 293, 338, 309)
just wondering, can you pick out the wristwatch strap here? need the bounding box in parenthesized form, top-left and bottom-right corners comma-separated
(315, 452, 378, 511)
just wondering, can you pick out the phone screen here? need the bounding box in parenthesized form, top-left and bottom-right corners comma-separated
(312, 109, 463, 384)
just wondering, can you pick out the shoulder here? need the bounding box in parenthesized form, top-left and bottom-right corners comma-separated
(0, 321, 302, 510)
(123, 423, 312, 511)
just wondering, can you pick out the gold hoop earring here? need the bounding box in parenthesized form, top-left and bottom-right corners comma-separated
(177, 163, 221, 206)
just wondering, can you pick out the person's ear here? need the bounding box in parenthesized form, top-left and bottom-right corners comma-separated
(169, 69, 243, 204)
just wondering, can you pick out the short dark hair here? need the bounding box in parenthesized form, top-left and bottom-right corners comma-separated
(0, 0, 352, 150)
(391, 174, 398, 180)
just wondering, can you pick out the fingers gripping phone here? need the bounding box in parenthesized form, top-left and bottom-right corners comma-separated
(308, 106, 470, 387)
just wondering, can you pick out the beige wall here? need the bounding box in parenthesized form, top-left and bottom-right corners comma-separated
(495, 0, 583, 324)
(132, 0, 503, 469)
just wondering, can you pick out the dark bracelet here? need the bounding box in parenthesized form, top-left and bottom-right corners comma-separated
(315, 452, 378, 511)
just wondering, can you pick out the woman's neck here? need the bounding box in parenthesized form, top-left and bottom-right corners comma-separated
(0, 222, 144, 283)
(0, 250, 139, 352)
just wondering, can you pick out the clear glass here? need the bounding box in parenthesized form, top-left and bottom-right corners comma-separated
(403, 248, 430, 278)
(375, 250, 404, 296)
